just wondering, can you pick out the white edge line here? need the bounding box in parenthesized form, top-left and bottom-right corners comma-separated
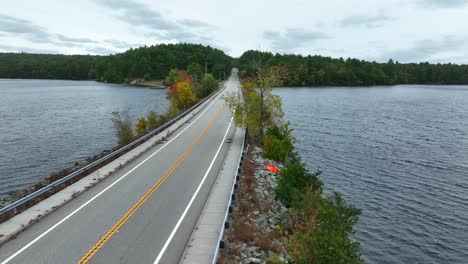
(212, 78, 243, 264)
(0, 90, 224, 264)
(211, 129, 245, 264)
(153, 117, 234, 264)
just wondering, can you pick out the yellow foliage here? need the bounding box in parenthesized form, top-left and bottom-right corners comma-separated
(168, 81, 197, 110)
(135, 117, 148, 135)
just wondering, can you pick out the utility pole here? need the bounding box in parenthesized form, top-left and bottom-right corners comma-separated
(204, 61, 207, 91)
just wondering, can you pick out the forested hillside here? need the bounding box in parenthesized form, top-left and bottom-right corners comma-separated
(0, 44, 233, 83)
(0, 53, 98, 80)
(2, 46, 468, 86)
(238, 50, 468, 86)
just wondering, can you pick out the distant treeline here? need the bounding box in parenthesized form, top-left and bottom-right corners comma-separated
(2, 45, 468, 86)
(238, 50, 468, 86)
(0, 43, 233, 83)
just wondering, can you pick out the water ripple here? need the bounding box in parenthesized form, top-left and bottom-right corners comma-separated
(275, 85, 468, 264)
(0, 80, 169, 195)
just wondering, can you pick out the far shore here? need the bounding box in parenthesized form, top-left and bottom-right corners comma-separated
(127, 79, 166, 89)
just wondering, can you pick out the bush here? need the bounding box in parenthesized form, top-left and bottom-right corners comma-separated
(275, 153, 323, 207)
(111, 111, 135, 145)
(263, 124, 295, 162)
(287, 192, 362, 264)
(147, 111, 159, 130)
(135, 117, 148, 135)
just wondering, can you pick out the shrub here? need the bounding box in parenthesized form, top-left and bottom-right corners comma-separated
(135, 117, 148, 135)
(147, 111, 159, 130)
(275, 154, 323, 207)
(111, 111, 135, 145)
(287, 192, 362, 264)
(263, 123, 295, 162)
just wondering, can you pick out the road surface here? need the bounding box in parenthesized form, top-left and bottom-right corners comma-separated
(0, 70, 240, 264)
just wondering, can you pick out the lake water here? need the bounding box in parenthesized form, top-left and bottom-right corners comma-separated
(275, 85, 468, 264)
(0, 79, 168, 195)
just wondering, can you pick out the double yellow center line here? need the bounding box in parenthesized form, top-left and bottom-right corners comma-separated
(78, 103, 225, 263)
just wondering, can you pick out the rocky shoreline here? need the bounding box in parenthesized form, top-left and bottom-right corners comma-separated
(0, 147, 118, 209)
(225, 147, 291, 264)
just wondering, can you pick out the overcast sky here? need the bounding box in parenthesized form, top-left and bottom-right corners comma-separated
(1, 0, 467, 63)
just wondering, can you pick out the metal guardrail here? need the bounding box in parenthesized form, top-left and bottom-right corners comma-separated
(211, 75, 244, 263)
(211, 128, 248, 264)
(0, 84, 226, 217)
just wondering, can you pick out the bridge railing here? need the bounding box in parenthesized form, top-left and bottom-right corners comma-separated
(211, 128, 248, 264)
(0, 84, 226, 219)
(211, 78, 246, 263)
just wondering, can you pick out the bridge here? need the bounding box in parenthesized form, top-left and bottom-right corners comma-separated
(0, 70, 244, 263)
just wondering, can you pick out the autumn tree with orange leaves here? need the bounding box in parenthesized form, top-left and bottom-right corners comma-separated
(165, 70, 198, 115)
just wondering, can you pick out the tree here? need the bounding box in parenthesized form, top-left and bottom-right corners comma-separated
(111, 111, 135, 145)
(167, 81, 197, 111)
(225, 67, 284, 142)
(187, 62, 204, 96)
(164, 69, 181, 86)
(203, 73, 219, 97)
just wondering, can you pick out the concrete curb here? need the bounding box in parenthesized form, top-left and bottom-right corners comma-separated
(0, 88, 224, 245)
(180, 126, 245, 264)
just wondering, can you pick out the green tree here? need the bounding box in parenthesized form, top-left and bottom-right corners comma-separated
(225, 67, 284, 142)
(164, 69, 181, 86)
(204, 73, 219, 97)
(187, 62, 204, 96)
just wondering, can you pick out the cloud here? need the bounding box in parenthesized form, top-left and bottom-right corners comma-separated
(263, 28, 329, 52)
(0, 13, 140, 55)
(177, 19, 216, 29)
(0, 13, 102, 49)
(340, 13, 396, 28)
(0, 14, 51, 43)
(0, 43, 60, 54)
(85, 45, 118, 55)
(105, 39, 144, 50)
(56, 34, 97, 44)
(378, 35, 467, 62)
(418, 0, 468, 8)
(94, 0, 217, 45)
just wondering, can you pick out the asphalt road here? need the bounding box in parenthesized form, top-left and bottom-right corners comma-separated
(0, 70, 240, 264)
